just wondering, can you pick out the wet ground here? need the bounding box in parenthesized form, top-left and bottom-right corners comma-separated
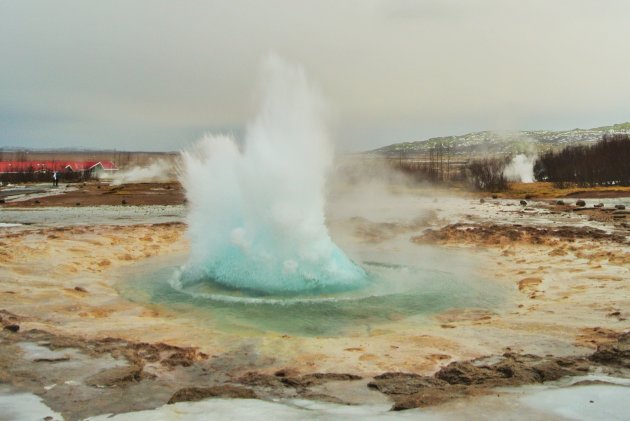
(0, 182, 629, 419)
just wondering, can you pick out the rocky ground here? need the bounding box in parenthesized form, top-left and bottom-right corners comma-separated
(0, 182, 629, 419)
(1, 181, 185, 207)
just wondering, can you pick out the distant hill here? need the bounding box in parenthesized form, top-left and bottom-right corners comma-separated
(370, 122, 630, 156)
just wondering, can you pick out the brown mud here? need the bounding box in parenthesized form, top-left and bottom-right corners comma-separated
(1, 182, 185, 207)
(414, 223, 630, 246)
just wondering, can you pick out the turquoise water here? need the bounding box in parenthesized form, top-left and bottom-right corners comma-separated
(117, 257, 506, 336)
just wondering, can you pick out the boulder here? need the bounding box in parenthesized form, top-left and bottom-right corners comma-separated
(4, 324, 19, 333)
(575, 200, 586, 207)
(520, 200, 527, 206)
(615, 204, 626, 210)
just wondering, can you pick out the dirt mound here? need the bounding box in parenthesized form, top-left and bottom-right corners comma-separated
(413, 223, 628, 246)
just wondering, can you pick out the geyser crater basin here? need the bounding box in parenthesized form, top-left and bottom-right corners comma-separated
(116, 57, 506, 335)
(117, 252, 507, 336)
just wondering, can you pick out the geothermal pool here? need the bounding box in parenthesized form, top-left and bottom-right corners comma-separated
(117, 247, 507, 337)
(117, 59, 506, 338)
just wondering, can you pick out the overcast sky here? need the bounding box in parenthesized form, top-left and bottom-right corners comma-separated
(1, 0, 629, 152)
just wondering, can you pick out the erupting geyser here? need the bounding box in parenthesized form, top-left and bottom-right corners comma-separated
(179, 56, 366, 294)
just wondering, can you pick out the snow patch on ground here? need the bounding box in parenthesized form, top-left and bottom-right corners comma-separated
(0, 386, 63, 421)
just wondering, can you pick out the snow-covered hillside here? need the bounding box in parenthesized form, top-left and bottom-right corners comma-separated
(371, 122, 630, 156)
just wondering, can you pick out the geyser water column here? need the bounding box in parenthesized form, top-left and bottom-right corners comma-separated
(179, 56, 366, 295)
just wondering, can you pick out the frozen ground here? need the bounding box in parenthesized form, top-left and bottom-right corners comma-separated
(0, 205, 185, 227)
(0, 185, 628, 420)
(3, 376, 626, 421)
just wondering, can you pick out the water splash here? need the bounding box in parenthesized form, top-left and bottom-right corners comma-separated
(179, 56, 366, 294)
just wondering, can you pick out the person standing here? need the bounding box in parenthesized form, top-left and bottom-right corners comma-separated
(52, 171, 58, 187)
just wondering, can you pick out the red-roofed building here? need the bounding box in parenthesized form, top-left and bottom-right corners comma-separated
(0, 160, 118, 176)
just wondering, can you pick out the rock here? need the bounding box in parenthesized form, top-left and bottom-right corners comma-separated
(121, 199, 127, 205)
(237, 371, 361, 389)
(160, 351, 196, 367)
(274, 368, 300, 378)
(589, 332, 630, 368)
(434, 355, 566, 387)
(168, 386, 257, 404)
(615, 204, 626, 210)
(74, 286, 88, 293)
(594, 203, 604, 208)
(368, 343, 628, 411)
(85, 365, 146, 387)
(298, 391, 347, 405)
(277, 372, 362, 388)
(4, 324, 19, 333)
(368, 373, 447, 395)
(0, 199, 5, 204)
(237, 372, 285, 388)
(491, 194, 498, 199)
(435, 361, 500, 385)
(520, 200, 527, 206)
(575, 200, 586, 207)
(391, 387, 465, 410)
(530, 360, 576, 382)
(297, 372, 362, 387)
(570, 379, 617, 387)
(75, 202, 81, 206)
(556, 200, 565, 205)
(479, 198, 485, 204)
(34, 357, 70, 363)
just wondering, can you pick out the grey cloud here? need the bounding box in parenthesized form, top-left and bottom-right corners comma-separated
(1, 0, 629, 151)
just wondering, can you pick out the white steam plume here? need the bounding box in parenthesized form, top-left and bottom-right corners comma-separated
(109, 160, 176, 186)
(179, 55, 365, 294)
(504, 154, 536, 183)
